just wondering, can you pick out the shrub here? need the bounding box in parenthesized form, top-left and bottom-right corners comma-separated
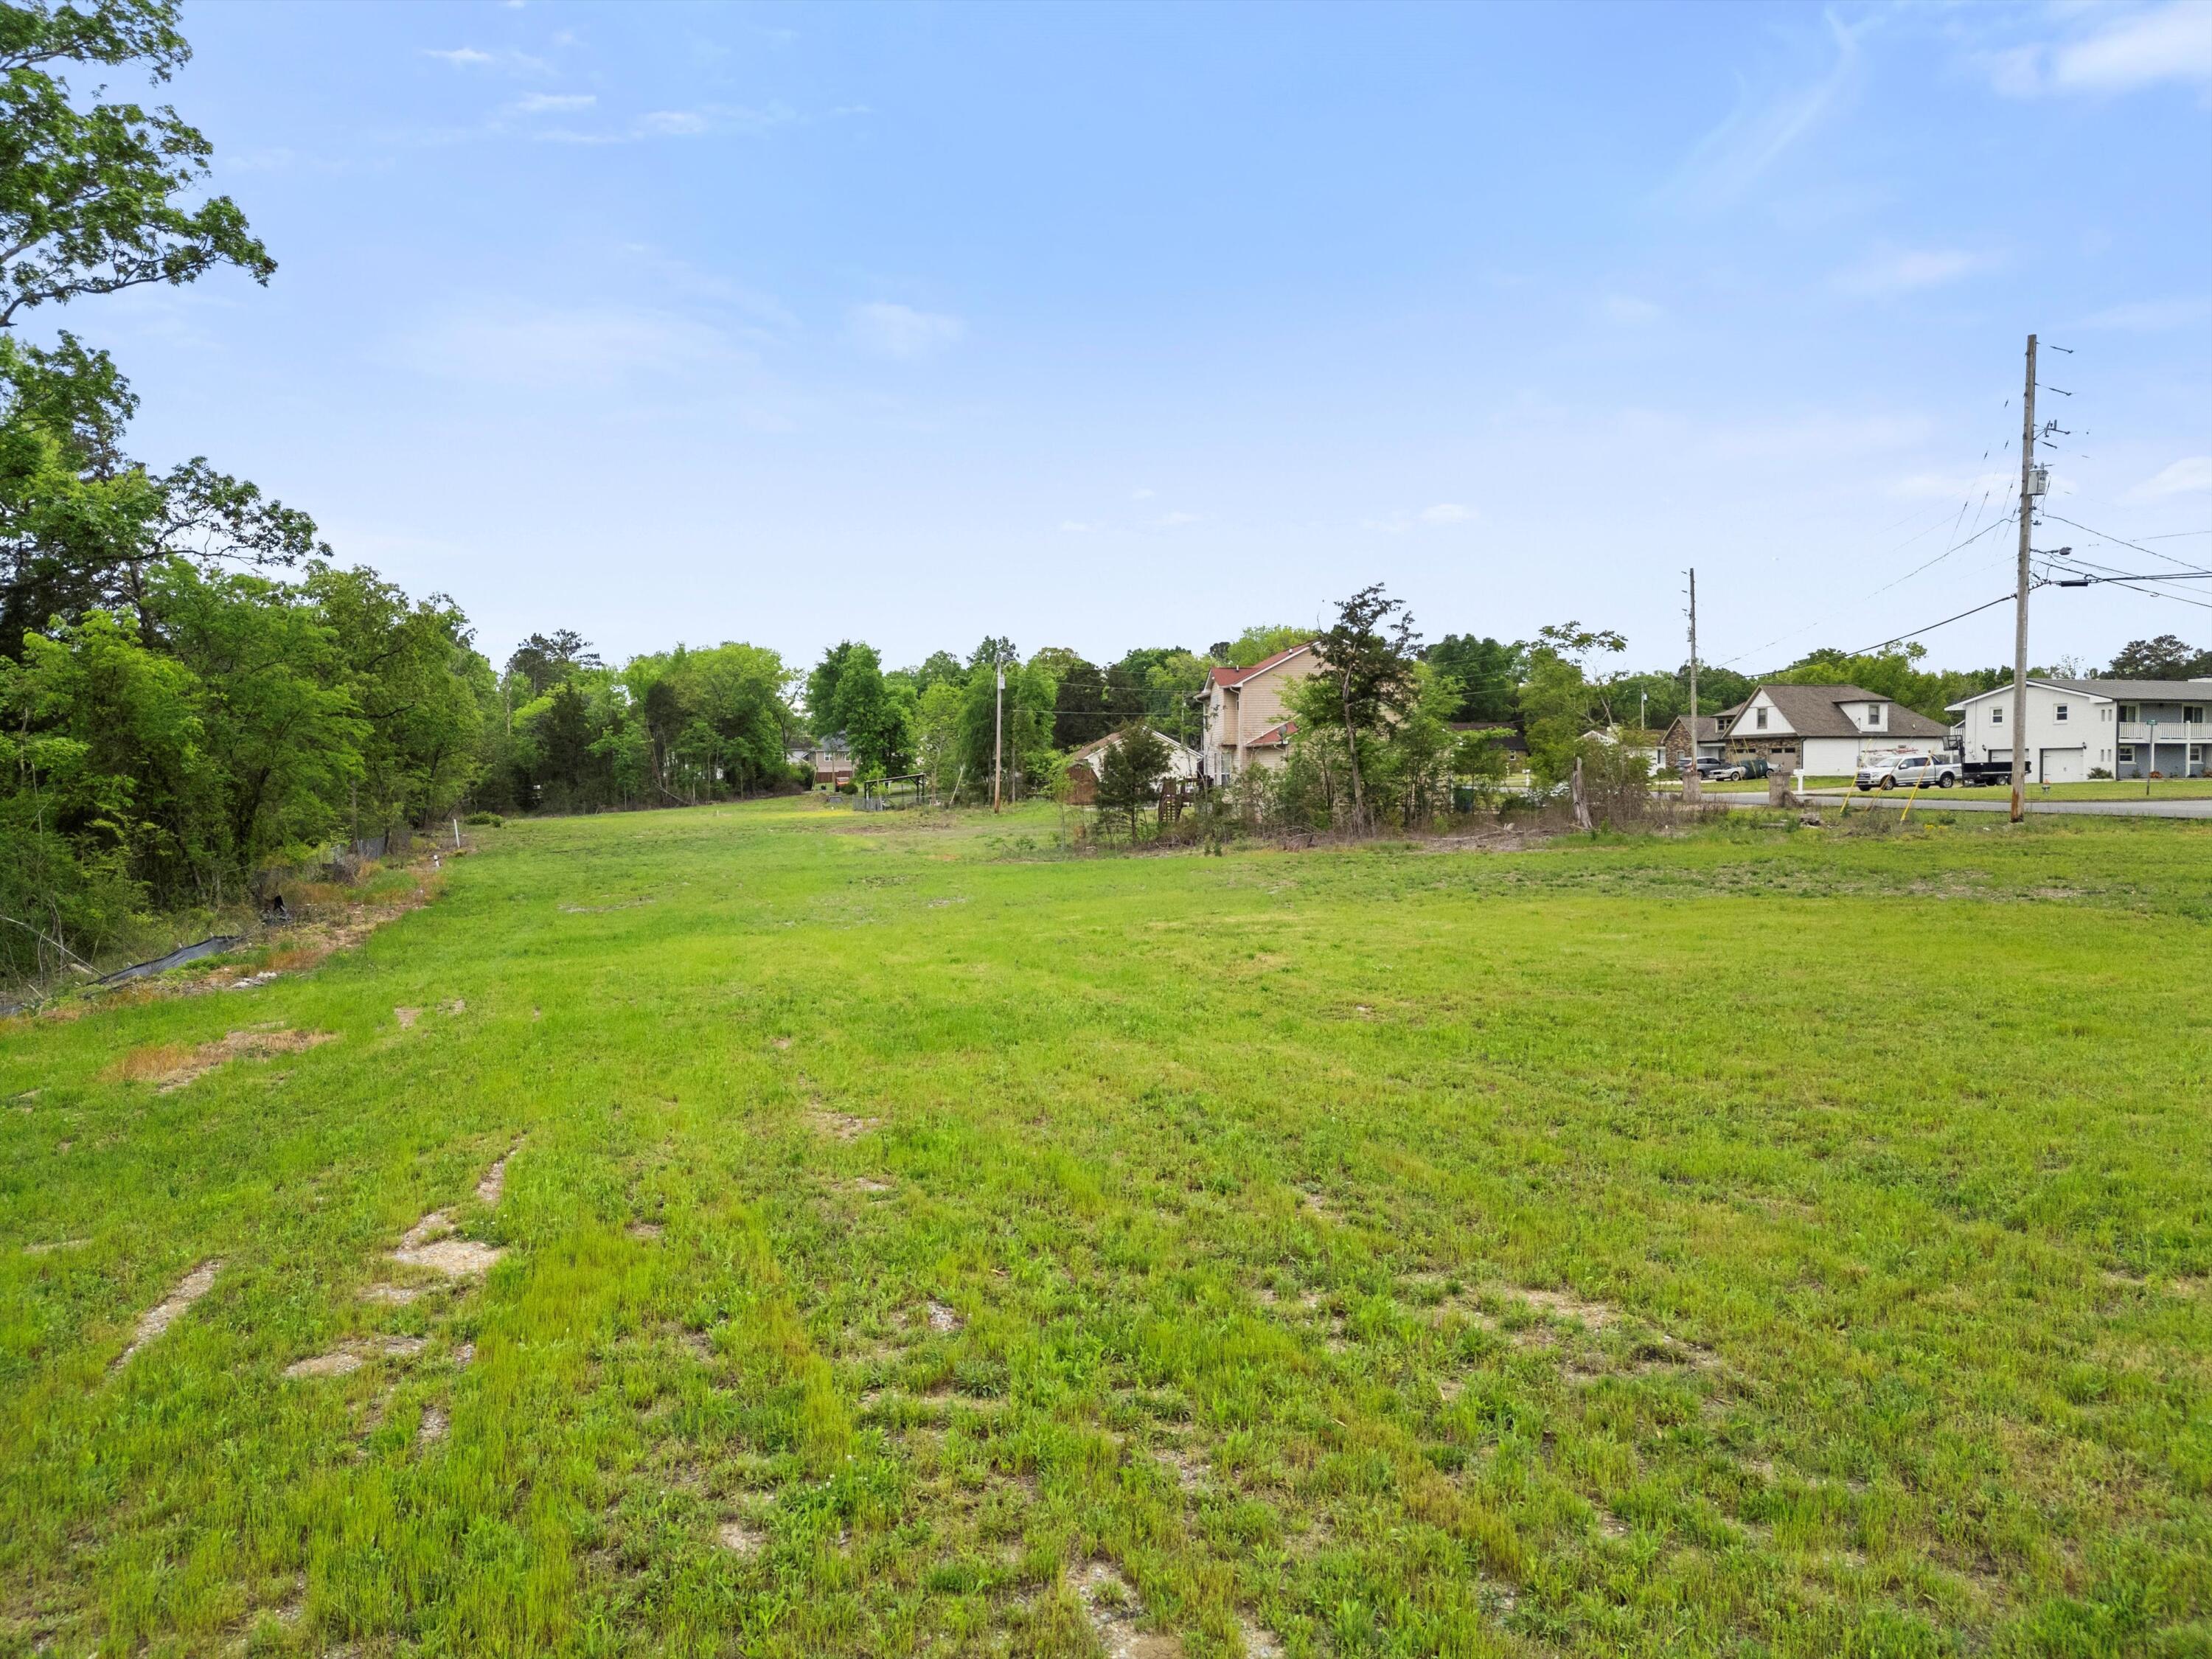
(463, 811, 504, 827)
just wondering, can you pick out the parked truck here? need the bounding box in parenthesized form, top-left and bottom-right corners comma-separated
(1854, 751, 2017, 790)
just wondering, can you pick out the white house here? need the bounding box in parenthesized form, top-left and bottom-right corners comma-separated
(1195, 643, 1323, 781)
(1947, 678, 2212, 782)
(1064, 727, 1200, 790)
(1721, 684, 1952, 774)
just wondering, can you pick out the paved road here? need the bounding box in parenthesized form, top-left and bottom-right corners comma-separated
(1706, 790, 2212, 820)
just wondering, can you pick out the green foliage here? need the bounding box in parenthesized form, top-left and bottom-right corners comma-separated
(504, 629, 599, 699)
(807, 640, 911, 779)
(1091, 720, 1171, 839)
(2107, 635, 2210, 680)
(1518, 622, 1629, 787)
(1423, 633, 1525, 723)
(1772, 644, 2001, 722)
(0, 0, 274, 327)
(1211, 622, 1308, 667)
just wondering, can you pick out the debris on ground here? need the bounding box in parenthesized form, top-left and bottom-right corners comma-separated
(925, 1300, 962, 1334)
(114, 1261, 221, 1369)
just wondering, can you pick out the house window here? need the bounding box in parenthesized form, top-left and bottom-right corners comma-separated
(2118, 745, 2135, 763)
(2119, 704, 2138, 722)
(1755, 708, 1768, 731)
(2055, 704, 2068, 723)
(1867, 705, 1884, 728)
(2187, 706, 2205, 726)
(1990, 707, 2003, 726)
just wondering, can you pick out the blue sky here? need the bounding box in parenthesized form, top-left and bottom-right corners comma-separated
(78, 0, 2212, 675)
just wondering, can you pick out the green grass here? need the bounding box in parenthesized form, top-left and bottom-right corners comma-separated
(4, 800, 2210, 1658)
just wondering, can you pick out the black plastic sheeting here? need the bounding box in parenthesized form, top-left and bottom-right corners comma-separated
(94, 934, 246, 987)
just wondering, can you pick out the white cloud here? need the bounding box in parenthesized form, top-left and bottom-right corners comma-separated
(639, 110, 711, 137)
(2084, 296, 2212, 331)
(1421, 503, 1475, 524)
(422, 46, 550, 74)
(2053, 2, 2212, 92)
(1157, 511, 1200, 527)
(1600, 294, 1662, 325)
(512, 92, 596, 114)
(1656, 11, 1863, 212)
(397, 302, 747, 391)
(1834, 247, 1992, 297)
(846, 302, 965, 360)
(2124, 456, 2212, 501)
(1983, 4, 2212, 97)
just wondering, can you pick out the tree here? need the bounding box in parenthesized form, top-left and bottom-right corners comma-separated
(0, 0, 275, 326)
(1049, 655, 1106, 748)
(1313, 583, 1419, 830)
(1423, 634, 1525, 723)
(1517, 622, 1625, 787)
(506, 629, 600, 698)
(2107, 636, 2210, 681)
(1093, 722, 1170, 841)
(1215, 624, 1307, 667)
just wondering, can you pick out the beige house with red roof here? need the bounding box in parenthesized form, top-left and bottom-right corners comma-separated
(1197, 642, 1324, 782)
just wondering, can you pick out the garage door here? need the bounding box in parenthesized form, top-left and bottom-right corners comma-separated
(2040, 747, 2086, 784)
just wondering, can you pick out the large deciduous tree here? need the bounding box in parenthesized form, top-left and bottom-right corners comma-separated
(0, 0, 274, 326)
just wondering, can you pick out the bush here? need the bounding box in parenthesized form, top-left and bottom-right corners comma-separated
(463, 811, 504, 827)
(2089, 768, 2112, 780)
(836, 781, 858, 795)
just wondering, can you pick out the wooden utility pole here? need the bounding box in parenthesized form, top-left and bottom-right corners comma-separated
(1682, 567, 1701, 803)
(2011, 334, 2037, 824)
(992, 660, 1005, 812)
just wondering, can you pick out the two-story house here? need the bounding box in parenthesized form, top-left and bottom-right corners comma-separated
(1721, 684, 1950, 774)
(1946, 678, 2212, 781)
(1195, 642, 1323, 782)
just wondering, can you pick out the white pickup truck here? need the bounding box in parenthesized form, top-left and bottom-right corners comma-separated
(1855, 752, 1964, 790)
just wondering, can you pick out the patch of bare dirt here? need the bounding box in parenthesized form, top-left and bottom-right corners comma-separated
(360, 1283, 423, 1305)
(847, 1177, 895, 1196)
(1072, 1561, 1181, 1658)
(627, 1221, 664, 1242)
(717, 1519, 766, 1555)
(925, 1300, 963, 1334)
(105, 1027, 338, 1092)
(24, 1237, 87, 1256)
(389, 1211, 505, 1279)
(1516, 1287, 1620, 1329)
(283, 1335, 427, 1380)
(394, 1006, 422, 1029)
(416, 1403, 449, 1447)
(809, 1109, 880, 1141)
(559, 897, 654, 914)
(114, 1260, 221, 1369)
(476, 1144, 516, 1206)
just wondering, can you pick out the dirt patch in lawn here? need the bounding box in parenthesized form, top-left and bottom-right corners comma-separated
(809, 1109, 880, 1141)
(1072, 1561, 1181, 1658)
(476, 1143, 518, 1206)
(416, 1403, 450, 1447)
(390, 1211, 505, 1279)
(284, 1335, 428, 1380)
(105, 1028, 338, 1092)
(716, 1519, 766, 1556)
(395, 1006, 422, 1029)
(925, 1300, 963, 1335)
(114, 1260, 221, 1369)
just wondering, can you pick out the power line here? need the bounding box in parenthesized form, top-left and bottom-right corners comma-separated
(1835, 588, 2028, 661)
(2042, 512, 2212, 575)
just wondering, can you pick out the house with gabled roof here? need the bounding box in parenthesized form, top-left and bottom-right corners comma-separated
(1062, 726, 1200, 803)
(1722, 684, 1950, 774)
(1947, 677, 2211, 781)
(1194, 642, 1323, 781)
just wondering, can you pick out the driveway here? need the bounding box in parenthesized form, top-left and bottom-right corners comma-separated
(1705, 790, 2212, 820)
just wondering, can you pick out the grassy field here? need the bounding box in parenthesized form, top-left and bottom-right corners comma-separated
(4, 800, 2209, 1658)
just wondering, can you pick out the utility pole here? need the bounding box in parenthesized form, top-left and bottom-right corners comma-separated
(2011, 334, 2037, 824)
(992, 659, 1005, 812)
(1683, 567, 1701, 803)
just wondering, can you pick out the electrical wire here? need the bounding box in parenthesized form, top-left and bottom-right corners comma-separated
(2043, 512, 2212, 576)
